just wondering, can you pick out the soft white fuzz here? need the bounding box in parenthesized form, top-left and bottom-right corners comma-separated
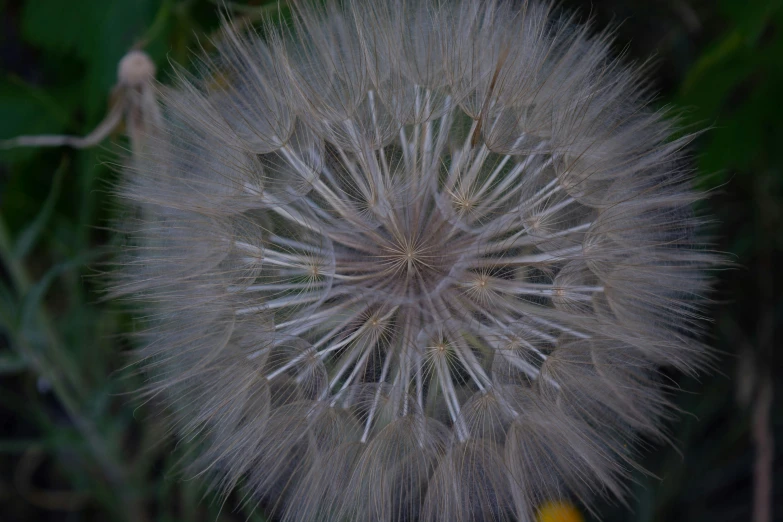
(113, 1, 716, 520)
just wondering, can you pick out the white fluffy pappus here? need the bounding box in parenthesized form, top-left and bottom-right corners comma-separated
(111, 1, 719, 520)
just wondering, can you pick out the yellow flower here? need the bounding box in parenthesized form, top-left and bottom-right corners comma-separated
(537, 501, 585, 522)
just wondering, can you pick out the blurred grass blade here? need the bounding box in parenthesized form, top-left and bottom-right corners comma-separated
(19, 251, 100, 332)
(12, 158, 68, 261)
(0, 280, 15, 325)
(15, 250, 102, 403)
(0, 352, 28, 375)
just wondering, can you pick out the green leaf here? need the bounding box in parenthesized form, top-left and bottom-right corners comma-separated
(21, 0, 160, 118)
(21, 0, 106, 57)
(0, 76, 72, 163)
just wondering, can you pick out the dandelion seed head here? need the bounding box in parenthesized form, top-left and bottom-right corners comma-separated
(114, 1, 718, 520)
(118, 50, 157, 87)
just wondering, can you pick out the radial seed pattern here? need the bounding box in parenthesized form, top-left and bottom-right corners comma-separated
(114, 1, 716, 521)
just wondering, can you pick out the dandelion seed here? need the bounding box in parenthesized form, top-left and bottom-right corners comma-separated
(1, 49, 160, 153)
(113, 1, 718, 520)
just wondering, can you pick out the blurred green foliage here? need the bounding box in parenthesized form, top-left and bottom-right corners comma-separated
(0, 0, 780, 521)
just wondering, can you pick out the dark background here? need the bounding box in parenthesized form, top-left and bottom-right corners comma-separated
(0, 0, 781, 520)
